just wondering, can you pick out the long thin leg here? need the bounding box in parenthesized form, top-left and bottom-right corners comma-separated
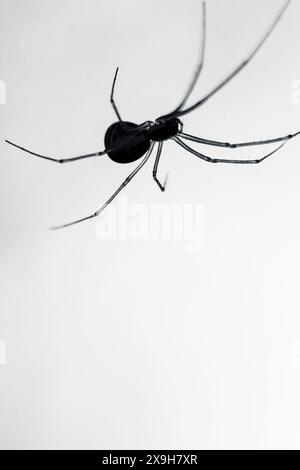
(51, 142, 155, 230)
(178, 129, 300, 149)
(110, 67, 122, 121)
(152, 141, 168, 191)
(5, 139, 106, 163)
(173, 136, 286, 164)
(165, 0, 291, 119)
(172, 1, 206, 113)
(5, 124, 151, 164)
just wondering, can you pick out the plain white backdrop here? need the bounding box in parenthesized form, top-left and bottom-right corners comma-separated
(1, 0, 300, 449)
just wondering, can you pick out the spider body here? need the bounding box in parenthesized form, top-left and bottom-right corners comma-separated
(104, 121, 150, 164)
(105, 118, 182, 164)
(5, 0, 298, 230)
(147, 118, 183, 142)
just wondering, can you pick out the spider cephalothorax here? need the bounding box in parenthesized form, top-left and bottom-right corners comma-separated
(147, 118, 183, 142)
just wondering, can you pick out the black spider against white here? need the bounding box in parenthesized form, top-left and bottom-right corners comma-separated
(5, 0, 299, 229)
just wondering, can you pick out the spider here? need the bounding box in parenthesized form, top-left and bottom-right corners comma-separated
(5, 0, 299, 230)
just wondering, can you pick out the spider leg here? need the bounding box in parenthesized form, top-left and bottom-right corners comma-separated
(152, 141, 168, 191)
(168, 0, 291, 118)
(110, 67, 122, 121)
(5, 127, 150, 164)
(172, 1, 206, 113)
(179, 130, 300, 149)
(5, 139, 106, 163)
(173, 136, 287, 164)
(50, 142, 155, 230)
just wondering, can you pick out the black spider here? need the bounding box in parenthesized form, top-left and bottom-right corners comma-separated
(5, 0, 299, 229)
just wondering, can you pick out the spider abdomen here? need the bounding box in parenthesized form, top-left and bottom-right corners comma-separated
(104, 121, 150, 164)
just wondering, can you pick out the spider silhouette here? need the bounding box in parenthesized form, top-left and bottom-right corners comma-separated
(5, 0, 299, 229)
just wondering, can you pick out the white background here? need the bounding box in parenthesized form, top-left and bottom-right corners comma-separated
(1, 0, 300, 449)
